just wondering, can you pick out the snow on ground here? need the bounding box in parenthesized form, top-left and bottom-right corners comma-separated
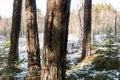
(19, 52, 27, 68)
(0, 36, 5, 49)
(0, 33, 81, 79)
(92, 34, 103, 43)
(66, 61, 120, 80)
(0, 33, 79, 54)
(67, 34, 80, 53)
(1, 33, 120, 80)
(18, 33, 80, 66)
(39, 33, 44, 49)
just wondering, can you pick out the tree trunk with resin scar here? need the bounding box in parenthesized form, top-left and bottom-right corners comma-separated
(41, 0, 71, 80)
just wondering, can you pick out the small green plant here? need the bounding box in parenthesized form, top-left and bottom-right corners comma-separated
(92, 55, 120, 70)
(85, 74, 113, 80)
(91, 41, 100, 50)
(102, 29, 119, 55)
(94, 28, 120, 56)
(0, 39, 27, 80)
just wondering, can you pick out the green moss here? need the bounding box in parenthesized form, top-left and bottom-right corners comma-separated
(95, 49, 106, 55)
(66, 73, 77, 80)
(92, 56, 120, 70)
(2, 75, 15, 80)
(67, 72, 113, 80)
(66, 58, 71, 70)
(76, 73, 91, 79)
(85, 74, 113, 80)
(75, 57, 81, 63)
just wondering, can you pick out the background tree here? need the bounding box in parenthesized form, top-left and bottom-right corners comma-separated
(9, 0, 22, 62)
(82, 0, 92, 58)
(37, 9, 44, 33)
(41, 0, 71, 80)
(25, 0, 40, 79)
(114, 11, 117, 37)
(20, 0, 26, 37)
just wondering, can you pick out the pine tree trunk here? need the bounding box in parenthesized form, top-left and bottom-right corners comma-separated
(9, 0, 22, 63)
(82, 0, 92, 58)
(41, 0, 71, 80)
(115, 12, 117, 37)
(25, 0, 40, 79)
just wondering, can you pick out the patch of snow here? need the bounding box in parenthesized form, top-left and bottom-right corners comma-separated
(117, 54, 120, 57)
(105, 55, 114, 58)
(19, 52, 27, 59)
(0, 41, 4, 45)
(0, 36, 5, 40)
(113, 42, 120, 46)
(68, 34, 79, 42)
(39, 33, 44, 49)
(77, 78, 84, 80)
(97, 47, 107, 50)
(93, 34, 103, 43)
(19, 52, 28, 69)
(0, 46, 4, 49)
(0, 67, 3, 70)
(16, 71, 28, 79)
(19, 46, 26, 53)
(71, 72, 79, 79)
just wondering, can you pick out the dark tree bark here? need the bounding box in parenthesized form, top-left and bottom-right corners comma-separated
(82, 0, 92, 58)
(115, 12, 117, 37)
(9, 0, 22, 62)
(25, 0, 40, 79)
(41, 0, 71, 80)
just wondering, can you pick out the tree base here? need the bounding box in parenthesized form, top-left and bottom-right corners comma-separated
(24, 76, 40, 80)
(24, 66, 41, 80)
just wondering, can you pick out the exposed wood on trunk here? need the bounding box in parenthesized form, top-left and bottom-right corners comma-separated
(41, 0, 71, 80)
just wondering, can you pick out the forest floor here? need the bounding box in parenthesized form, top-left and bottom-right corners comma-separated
(66, 34, 120, 80)
(66, 47, 120, 80)
(0, 33, 120, 80)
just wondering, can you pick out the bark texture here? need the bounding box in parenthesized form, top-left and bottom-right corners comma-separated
(41, 0, 71, 80)
(115, 12, 117, 37)
(82, 0, 92, 58)
(9, 0, 22, 61)
(25, 0, 40, 78)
